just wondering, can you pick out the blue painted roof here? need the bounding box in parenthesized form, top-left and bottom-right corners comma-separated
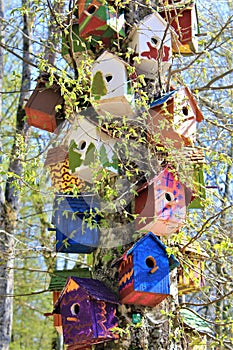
(150, 89, 178, 108)
(126, 232, 180, 271)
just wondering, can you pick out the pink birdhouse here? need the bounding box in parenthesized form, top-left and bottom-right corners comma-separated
(158, 1, 199, 54)
(135, 167, 193, 237)
(148, 86, 204, 147)
(24, 73, 64, 133)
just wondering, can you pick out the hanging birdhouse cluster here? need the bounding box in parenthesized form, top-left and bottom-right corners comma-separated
(24, 1, 209, 347)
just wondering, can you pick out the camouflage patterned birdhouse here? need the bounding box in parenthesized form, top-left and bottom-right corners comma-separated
(118, 232, 179, 306)
(127, 12, 174, 79)
(178, 240, 208, 294)
(44, 146, 84, 193)
(149, 86, 204, 147)
(135, 167, 193, 237)
(158, 1, 199, 54)
(91, 51, 135, 117)
(47, 268, 92, 334)
(77, 0, 125, 47)
(67, 115, 118, 183)
(52, 277, 119, 348)
(52, 194, 100, 253)
(24, 73, 64, 133)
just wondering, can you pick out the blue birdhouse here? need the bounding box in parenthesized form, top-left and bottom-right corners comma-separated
(52, 194, 100, 253)
(118, 232, 179, 307)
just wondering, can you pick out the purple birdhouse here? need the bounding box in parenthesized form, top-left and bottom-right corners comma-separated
(135, 167, 193, 237)
(52, 277, 119, 348)
(118, 232, 179, 307)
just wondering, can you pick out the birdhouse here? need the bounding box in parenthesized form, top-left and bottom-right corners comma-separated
(52, 194, 100, 253)
(118, 232, 179, 306)
(91, 51, 135, 117)
(52, 277, 119, 348)
(158, 1, 199, 54)
(44, 146, 84, 193)
(62, 21, 95, 67)
(24, 73, 64, 133)
(135, 167, 193, 237)
(77, 0, 125, 47)
(178, 240, 208, 294)
(149, 86, 204, 147)
(66, 115, 118, 183)
(47, 268, 92, 334)
(127, 12, 174, 79)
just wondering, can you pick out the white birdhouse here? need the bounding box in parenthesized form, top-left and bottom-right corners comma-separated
(127, 12, 174, 79)
(91, 51, 135, 117)
(65, 116, 118, 183)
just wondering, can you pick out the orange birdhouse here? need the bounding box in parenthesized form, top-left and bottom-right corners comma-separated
(25, 73, 65, 133)
(148, 86, 204, 147)
(158, 1, 199, 54)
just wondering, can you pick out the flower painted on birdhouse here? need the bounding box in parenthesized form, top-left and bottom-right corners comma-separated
(91, 51, 135, 117)
(118, 232, 179, 306)
(127, 12, 174, 79)
(77, 0, 125, 47)
(177, 240, 208, 294)
(52, 277, 119, 348)
(65, 115, 118, 183)
(52, 194, 100, 253)
(149, 86, 204, 147)
(158, 1, 199, 54)
(62, 22, 95, 67)
(24, 73, 64, 133)
(135, 167, 193, 237)
(44, 146, 84, 193)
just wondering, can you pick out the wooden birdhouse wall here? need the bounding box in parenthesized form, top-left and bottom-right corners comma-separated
(25, 75, 64, 133)
(53, 291, 62, 333)
(135, 168, 190, 236)
(127, 12, 172, 79)
(45, 146, 83, 193)
(118, 233, 179, 307)
(91, 51, 134, 116)
(67, 116, 118, 183)
(53, 194, 100, 253)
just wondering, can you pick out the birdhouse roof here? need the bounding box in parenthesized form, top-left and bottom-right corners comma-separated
(157, 0, 195, 11)
(125, 232, 180, 271)
(48, 268, 92, 291)
(44, 145, 68, 166)
(93, 50, 130, 69)
(150, 87, 204, 122)
(180, 308, 214, 335)
(135, 11, 172, 31)
(54, 277, 119, 313)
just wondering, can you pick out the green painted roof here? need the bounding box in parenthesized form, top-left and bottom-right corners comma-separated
(180, 308, 214, 335)
(48, 268, 92, 291)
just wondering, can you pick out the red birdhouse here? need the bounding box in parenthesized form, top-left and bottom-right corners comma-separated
(158, 1, 199, 54)
(25, 73, 64, 133)
(149, 86, 204, 147)
(135, 167, 193, 237)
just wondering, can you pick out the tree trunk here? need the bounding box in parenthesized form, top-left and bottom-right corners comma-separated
(0, 0, 31, 348)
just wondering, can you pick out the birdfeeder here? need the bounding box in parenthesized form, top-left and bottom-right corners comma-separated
(91, 51, 135, 117)
(77, 0, 125, 47)
(127, 12, 175, 79)
(24, 73, 64, 133)
(51, 277, 119, 348)
(44, 146, 84, 193)
(47, 268, 92, 334)
(118, 232, 179, 306)
(158, 1, 199, 54)
(52, 194, 100, 253)
(66, 115, 118, 183)
(178, 240, 208, 294)
(149, 86, 204, 147)
(62, 21, 95, 67)
(135, 167, 193, 237)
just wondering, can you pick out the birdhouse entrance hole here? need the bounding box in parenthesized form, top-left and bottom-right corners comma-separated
(86, 5, 98, 15)
(71, 303, 80, 315)
(145, 256, 158, 273)
(105, 74, 113, 82)
(182, 106, 189, 116)
(151, 36, 160, 47)
(165, 192, 174, 203)
(78, 140, 87, 151)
